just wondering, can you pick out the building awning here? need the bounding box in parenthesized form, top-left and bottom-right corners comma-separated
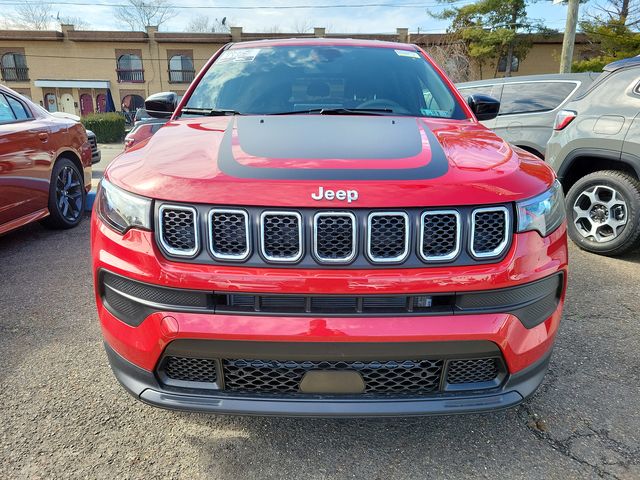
(34, 79, 111, 89)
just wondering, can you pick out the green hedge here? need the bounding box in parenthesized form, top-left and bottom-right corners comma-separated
(81, 113, 125, 143)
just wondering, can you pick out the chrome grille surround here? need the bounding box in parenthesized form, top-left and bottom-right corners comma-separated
(366, 212, 410, 264)
(156, 204, 512, 267)
(259, 211, 303, 263)
(419, 210, 461, 262)
(157, 204, 199, 258)
(207, 208, 251, 261)
(470, 206, 510, 259)
(313, 211, 357, 264)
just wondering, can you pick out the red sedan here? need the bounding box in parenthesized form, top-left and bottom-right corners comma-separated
(0, 85, 92, 234)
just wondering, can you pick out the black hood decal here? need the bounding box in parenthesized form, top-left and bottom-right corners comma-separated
(218, 116, 449, 181)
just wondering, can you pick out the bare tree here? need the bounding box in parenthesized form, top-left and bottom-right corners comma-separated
(113, 0, 177, 31)
(587, 0, 640, 29)
(185, 16, 230, 33)
(291, 19, 313, 34)
(57, 14, 91, 30)
(9, 1, 53, 30)
(262, 25, 283, 34)
(423, 42, 472, 82)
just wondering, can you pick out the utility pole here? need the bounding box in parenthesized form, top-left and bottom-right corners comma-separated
(559, 0, 580, 73)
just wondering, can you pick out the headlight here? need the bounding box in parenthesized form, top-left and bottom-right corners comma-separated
(96, 179, 152, 234)
(516, 179, 566, 237)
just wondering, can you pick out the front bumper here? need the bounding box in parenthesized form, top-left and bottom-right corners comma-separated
(92, 213, 567, 415)
(106, 341, 552, 416)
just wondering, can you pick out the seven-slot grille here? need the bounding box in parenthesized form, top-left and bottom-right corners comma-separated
(156, 204, 511, 265)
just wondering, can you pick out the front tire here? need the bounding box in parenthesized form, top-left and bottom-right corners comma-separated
(41, 158, 86, 229)
(566, 170, 640, 256)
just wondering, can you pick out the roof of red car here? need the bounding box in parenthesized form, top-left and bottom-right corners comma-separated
(228, 37, 417, 50)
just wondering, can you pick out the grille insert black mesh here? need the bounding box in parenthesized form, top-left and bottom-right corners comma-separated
(472, 209, 507, 256)
(164, 357, 217, 383)
(210, 210, 249, 259)
(157, 354, 505, 395)
(368, 213, 408, 261)
(222, 358, 444, 395)
(160, 207, 197, 254)
(421, 212, 459, 259)
(447, 358, 498, 384)
(261, 213, 301, 261)
(314, 214, 355, 262)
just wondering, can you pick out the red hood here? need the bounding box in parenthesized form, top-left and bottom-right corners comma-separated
(107, 115, 554, 208)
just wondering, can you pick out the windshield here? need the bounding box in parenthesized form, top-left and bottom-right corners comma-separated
(184, 45, 467, 119)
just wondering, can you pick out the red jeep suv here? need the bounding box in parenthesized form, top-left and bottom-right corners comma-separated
(92, 39, 568, 416)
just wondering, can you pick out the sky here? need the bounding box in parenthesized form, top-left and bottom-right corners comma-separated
(2, 0, 597, 33)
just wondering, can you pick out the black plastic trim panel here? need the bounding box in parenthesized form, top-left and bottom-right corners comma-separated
(99, 269, 563, 329)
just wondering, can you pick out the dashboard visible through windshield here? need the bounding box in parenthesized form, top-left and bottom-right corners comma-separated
(184, 45, 467, 119)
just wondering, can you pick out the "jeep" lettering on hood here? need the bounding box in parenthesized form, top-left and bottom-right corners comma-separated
(311, 187, 358, 203)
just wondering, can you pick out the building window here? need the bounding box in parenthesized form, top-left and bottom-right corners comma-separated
(116, 54, 144, 83)
(1, 53, 29, 82)
(497, 55, 519, 73)
(168, 55, 195, 84)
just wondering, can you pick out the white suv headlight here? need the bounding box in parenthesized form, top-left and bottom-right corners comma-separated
(516, 179, 566, 237)
(96, 179, 152, 234)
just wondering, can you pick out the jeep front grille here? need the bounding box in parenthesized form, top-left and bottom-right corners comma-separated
(313, 212, 356, 263)
(471, 207, 510, 258)
(208, 209, 250, 260)
(260, 211, 303, 262)
(367, 212, 409, 263)
(158, 205, 199, 257)
(419, 210, 460, 261)
(156, 204, 512, 267)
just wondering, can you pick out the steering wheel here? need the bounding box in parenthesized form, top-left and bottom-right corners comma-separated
(356, 98, 410, 114)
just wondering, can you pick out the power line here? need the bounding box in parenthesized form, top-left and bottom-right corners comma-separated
(0, 0, 472, 9)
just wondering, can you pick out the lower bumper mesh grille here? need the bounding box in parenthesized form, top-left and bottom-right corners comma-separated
(447, 358, 498, 384)
(157, 355, 504, 396)
(223, 358, 444, 395)
(164, 356, 217, 383)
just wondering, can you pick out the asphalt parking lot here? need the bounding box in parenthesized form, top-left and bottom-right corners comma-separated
(1, 212, 639, 478)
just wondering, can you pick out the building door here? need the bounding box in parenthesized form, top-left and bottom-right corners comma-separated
(44, 93, 58, 112)
(80, 94, 94, 116)
(60, 93, 75, 115)
(96, 94, 106, 113)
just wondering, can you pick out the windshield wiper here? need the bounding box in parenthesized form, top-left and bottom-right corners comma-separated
(180, 107, 242, 116)
(269, 107, 395, 116)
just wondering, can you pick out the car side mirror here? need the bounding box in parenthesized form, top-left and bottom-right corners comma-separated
(467, 94, 500, 121)
(144, 92, 178, 119)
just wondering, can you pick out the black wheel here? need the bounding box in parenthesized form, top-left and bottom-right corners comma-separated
(41, 158, 86, 229)
(566, 170, 640, 256)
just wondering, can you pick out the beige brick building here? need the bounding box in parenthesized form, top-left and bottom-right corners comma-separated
(0, 25, 597, 119)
